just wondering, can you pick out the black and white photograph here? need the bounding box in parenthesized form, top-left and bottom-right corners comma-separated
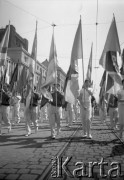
(0, 0, 124, 179)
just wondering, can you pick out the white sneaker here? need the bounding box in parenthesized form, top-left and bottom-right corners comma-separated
(82, 132, 87, 137)
(87, 134, 92, 139)
(8, 126, 11, 133)
(35, 127, 38, 133)
(51, 135, 56, 139)
(16, 120, 20, 124)
(25, 131, 31, 137)
(82, 134, 87, 138)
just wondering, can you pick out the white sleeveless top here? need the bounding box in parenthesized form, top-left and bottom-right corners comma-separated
(80, 88, 92, 103)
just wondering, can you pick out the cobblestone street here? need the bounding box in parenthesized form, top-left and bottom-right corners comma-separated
(0, 117, 124, 180)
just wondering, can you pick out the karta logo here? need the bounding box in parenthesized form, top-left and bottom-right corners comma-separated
(51, 156, 123, 178)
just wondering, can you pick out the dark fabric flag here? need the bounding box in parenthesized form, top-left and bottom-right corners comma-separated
(99, 16, 122, 94)
(120, 49, 124, 76)
(9, 63, 18, 92)
(17, 66, 28, 94)
(64, 18, 82, 104)
(40, 95, 49, 109)
(0, 23, 10, 67)
(63, 65, 77, 93)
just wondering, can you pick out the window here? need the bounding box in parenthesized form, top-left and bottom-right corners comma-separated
(42, 69, 46, 77)
(16, 38, 21, 47)
(37, 65, 39, 70)
(24, 56, 28, 64)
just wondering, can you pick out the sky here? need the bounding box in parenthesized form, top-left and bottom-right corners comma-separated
(0, 0, 124, 101)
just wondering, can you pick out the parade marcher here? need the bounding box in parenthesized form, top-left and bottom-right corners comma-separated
(62, 100, 68, 125)
(99, 97, 107, 123)
(24, 80, 41, 137)
(11, 92, 21, 124)
(40, 86, 53, 122)
(67, 103, 73, 126)
(117, 79, 124, 138)
(0, 83, 11, 135)
(78, 79, 93, 138)
(62, 101, 73, 127)
(72, 102, 77, 122)
(74, 99, 80, 121)
(40, 98, 49, 122)
(108, 93, 118, 130)
(48, 84, 63, 139)
(91, 95, 96, 121)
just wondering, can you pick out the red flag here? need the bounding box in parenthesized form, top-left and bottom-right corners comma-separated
(65, 19, 82, 104)
(42, 31, 57, 87)
(0, 23, 10, 66)
(86, 43, 93, 82)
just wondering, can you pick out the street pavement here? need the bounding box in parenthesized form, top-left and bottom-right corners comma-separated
(51, 117, 124, 180)
(0, 116, 124, 180)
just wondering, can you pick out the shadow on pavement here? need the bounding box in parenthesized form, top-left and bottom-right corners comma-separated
(91, 128, 110, 131)
(0, 130, 120, 149)
(110, 144, 124, 157)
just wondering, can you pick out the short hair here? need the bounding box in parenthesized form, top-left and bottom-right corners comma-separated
(85, 79, 89, 83)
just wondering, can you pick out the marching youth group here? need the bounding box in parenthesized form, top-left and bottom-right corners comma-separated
(99, 79, 124, 139)
(0, 78, 124, 139)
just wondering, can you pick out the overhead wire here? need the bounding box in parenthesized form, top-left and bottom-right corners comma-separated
(2, 0, 124, 73)
(93, 0, 99, 92)
(95, 0, 99, 68)
(21, 26, 51, 35)
(37, 53, 100, 61)
(3, 0, 124, 30)
(3, 0, 124, 37)
(4, 0, 51, 25)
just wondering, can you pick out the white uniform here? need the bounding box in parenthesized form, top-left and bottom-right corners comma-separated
(117, 88, 124, 138)
(12, 95, 21, 124)
(80, 87, 93, 137)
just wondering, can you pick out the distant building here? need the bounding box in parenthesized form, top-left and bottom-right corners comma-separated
(0, 24, 66, 92)
(0, 25, 28, 51)
(0, 25, 45, 85)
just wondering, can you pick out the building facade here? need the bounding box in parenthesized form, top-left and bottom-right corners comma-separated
(0, 24, 66, 93)
(0, 25, 28, 51)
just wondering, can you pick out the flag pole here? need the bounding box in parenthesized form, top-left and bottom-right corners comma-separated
(34, 20, 37, 87)
(80, 15, 85, 104)
(52, 23, 58, 111)
(80, 15, 84, 84)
